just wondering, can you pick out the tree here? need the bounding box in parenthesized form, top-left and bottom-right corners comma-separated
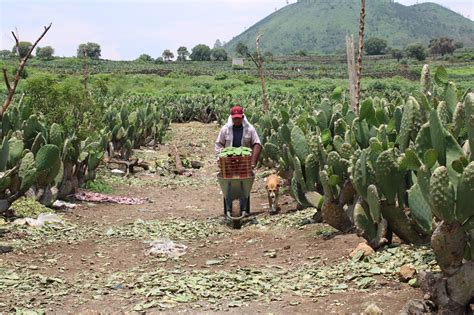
(364, 37, 387, 55)
(454, 41, 464, 49)
(12, 41, 32, 58)
(136, 53, 153, 62)
(36, 46, 54, 60)
(390, 48, 404, 62)
(405, 43, 426, 61)
(0, 50, 11, 59)
(162, 49, 174, 62)
(213, 39, 222, 49)
(155, 57, 164, 64)
(429, 37, 456, 56)
(235, 42, 249, 57)
(294, 50, 308, 56)
(77, 42, 101, 59)
(177, 46, 189, 61)
(190, 44, 211, 61)
(211, 48, 228, 61)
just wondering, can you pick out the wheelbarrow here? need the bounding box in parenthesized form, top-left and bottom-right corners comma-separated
(217, 175, 255, 229)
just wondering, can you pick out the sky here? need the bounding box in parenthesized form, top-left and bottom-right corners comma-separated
(0, 0, 472, 60)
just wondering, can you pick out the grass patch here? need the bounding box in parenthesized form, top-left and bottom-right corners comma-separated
(84, 179, 114, 193)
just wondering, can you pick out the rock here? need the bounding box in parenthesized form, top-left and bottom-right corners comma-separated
(190, 160, 204, 169)
(264, 250, 277, 258)
(400, 299, 436, 315)
(0, 245, 13, 254)
(111, 169, 126, 177)
(349, 242, 375, 258)
(362, 303, 383, 315)
(399, 264, 417, 282)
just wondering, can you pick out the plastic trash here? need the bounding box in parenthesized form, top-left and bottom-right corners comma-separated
(52, 200, 77, 209)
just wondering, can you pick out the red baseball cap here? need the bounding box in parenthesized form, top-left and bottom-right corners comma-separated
(230, 106, 244, 118)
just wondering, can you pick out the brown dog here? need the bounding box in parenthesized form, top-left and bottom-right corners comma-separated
(266, 174, 282, 213)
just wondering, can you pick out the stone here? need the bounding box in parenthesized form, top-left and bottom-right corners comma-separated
(399, 264, 417, 282)
(349, 242, 375, 258)
(362, 303, 383, 315)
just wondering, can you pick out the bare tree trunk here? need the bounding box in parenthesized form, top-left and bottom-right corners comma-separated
(82, 48, 91, 96)
(346, 35, 357, 113)
(1, 23, 52, 119)
(255, 35, 269, 112)
(355, 0, 366, 116)
(248, 34, 269, 113)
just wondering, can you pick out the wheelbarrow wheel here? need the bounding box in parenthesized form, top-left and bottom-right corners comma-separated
(231, 201, 240, 218)
(231, 218, 242, 229)
(231, 201, 242, 229)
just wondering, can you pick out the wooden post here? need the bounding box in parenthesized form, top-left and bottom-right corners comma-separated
(346, 35, 357, 113)
(82, 48, 90, 95)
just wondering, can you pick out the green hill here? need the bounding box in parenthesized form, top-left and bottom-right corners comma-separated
(224, 0, 474, 55)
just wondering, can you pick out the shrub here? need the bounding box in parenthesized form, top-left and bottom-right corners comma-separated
(405, 43, 426, 61)
(368, 80, 387, 90)
(84, 179, 113, 193)
(365, 37, 388, 55)
(214, 72, 228, 80)
(238, 74, 255, 84)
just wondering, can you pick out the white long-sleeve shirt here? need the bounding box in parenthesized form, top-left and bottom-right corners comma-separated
(215, 115, 261, 153)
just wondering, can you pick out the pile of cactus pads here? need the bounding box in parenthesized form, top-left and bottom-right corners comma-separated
(218, 147, 252, 157)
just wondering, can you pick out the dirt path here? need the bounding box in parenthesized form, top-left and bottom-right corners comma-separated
(0, 122, 428, 314)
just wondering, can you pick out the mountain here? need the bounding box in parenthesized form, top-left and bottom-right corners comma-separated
(224, 0, 474, 55)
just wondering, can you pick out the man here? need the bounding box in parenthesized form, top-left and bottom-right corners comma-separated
(215, 105, 262, 215)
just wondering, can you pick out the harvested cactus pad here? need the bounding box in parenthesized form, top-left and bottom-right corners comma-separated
(11, 197, 54, 218)
(218, 146, 252, 157)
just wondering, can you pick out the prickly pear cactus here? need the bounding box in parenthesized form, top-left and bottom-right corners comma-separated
(455, 162, 474, 224)
(452, 102, 465, 138)
(420, 64, 431, 95)
(264, 142, 280, 163)
(464, 93, 474, 161)
(375, 149, 403, 204)
(354, 186, 389, 249)
(430, 166, 456, 223)
(436, 101, 449, 128)
(319, 170, 354, 233)
(290, 125, 309, 162)
(399, 97, 422, 152)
